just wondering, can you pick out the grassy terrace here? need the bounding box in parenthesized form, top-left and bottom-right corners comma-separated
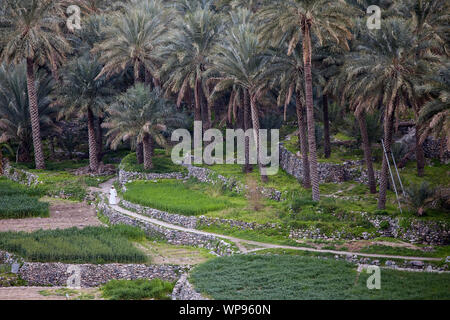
(100, 279, 175, 300)
(120, 150, 187, 174)
(0, 225, 147, 264)
(9, 159, 117, 201)
(191, 255, 450, 300)
(0, 178, 49, 219)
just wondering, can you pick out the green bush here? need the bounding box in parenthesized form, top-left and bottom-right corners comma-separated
(123, 180, 233, 216)
(101, 279, 174, 300)
(0, 195, 49, 219)
(0, 225, 147, 264)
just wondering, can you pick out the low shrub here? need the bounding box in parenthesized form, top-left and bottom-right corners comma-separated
(101, 279, 174, 300)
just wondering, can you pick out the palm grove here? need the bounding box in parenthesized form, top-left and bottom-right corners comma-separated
(0, 0, 448, 211)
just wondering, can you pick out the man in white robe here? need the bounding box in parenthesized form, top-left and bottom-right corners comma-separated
(109, 186, 118, 205)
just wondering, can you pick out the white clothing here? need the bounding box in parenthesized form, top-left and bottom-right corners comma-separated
(109, 188, 118, 205)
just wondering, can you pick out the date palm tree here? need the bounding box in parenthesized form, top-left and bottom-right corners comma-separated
(0, 0, 71, 169)
(258, 0, 356, 201)
(159, 4, 221, 130)
(211, 22, 270, 181)
(341, 18, 439, 209)
(55, 55, 113, 172)
(418, 62, 450, 156)
(0, 63, 58, 164)
(93, 0, 168, 85)
(207, 8, 255, 173)
(104, 84, 185, 170)
(265, 44, 311, 188)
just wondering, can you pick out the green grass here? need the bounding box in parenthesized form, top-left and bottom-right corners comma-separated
(0, 225, 147, 264)
(123, 179, 237, 216)
(120, 151, 187, 174)
(0, 177, 44, 197)
(9, 162, 115, 201)
(0, 178, 49, 219)
(101, 279, 174, 300)
(360, 244, 450, 259)
(190, 255, 450, 300)
(195, 162, 300, 193)
(0, 195, 49, 219)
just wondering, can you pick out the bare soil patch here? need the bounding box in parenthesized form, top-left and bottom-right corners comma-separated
(0, 287, 101, 300)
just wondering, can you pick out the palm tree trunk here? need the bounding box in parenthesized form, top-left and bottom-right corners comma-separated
(302, 27, 320, 201)
(96, 116, 103, 162)
(243, 89, 252, 173)
(357, 112, 377, 193)
(87, 107, 99, 172)
(323, 94, 331, 158)
(415, 124, 425, 177)
(136, 143, 144, 164)
(194, 77, 202, 122)
(142, 133, 153, 170)
(250, 93, 268, 183)
(295, 89, 311, 188)
(378, 106, 395, 209)
(26, 58, 45, 170)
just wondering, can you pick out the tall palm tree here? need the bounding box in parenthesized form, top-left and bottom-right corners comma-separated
(93, 0, 168, 85)
(418, 62, 450, 157)
(207, 8, 255, 173)
(211, 22, 270, 181)
(266, 44, 311, 188)
(104, 84, 185, 170)
(0, 0, 71, 169)
(0, 63, 58, 164)
(341, 18, 439, 209)
(392, 0, 449, 176)
(159, 5, 221, 130)
(56, 55, 113, 172)
(259, 0, 355, 201)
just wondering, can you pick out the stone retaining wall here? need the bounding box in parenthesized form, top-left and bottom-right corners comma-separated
(118, 169, 185, 185)
(121, 200, 280, 232)
(171, 274, 209, 300)
(2, 160, 40, 186)
(18, 262, 185, 287)
(289, 213, 449, 245)
(97, 199, 235, 256)
(279, 145, 378, 185)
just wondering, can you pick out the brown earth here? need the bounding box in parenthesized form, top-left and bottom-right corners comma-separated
(0, 287, 101, 300)
(0, 197, 103, 232)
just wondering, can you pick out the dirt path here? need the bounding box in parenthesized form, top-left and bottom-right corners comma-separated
(0, 287, 101, 300)
(99, 179, 442, 262)
(0, 197, 103, 232)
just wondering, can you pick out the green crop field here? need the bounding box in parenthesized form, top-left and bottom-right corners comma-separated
(191, 255, 450, 300)
(0, 178, 49, 219)
(123, 179, 237, 215)
(0, 225, 147, 264)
